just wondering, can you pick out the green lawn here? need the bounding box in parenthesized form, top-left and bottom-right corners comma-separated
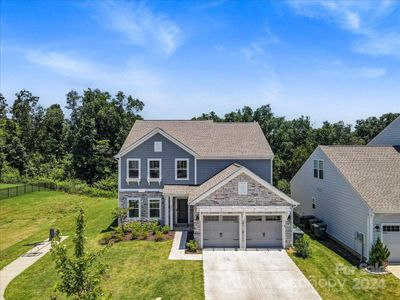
(0, 183, 22, 188)
(1, 191, 204, 300)
(288, 235, 400, 300)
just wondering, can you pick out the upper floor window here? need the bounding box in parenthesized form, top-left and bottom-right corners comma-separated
(127, 159, 140, 182)
(148, 198, 161, 219)
(175, 159, 189, 180)
(128, 198, 140, 218)
(238, 182, 248, 195)
(154, 141, 162, 152)
(148, 159, 161, 181)
(313, 159, 324, 179)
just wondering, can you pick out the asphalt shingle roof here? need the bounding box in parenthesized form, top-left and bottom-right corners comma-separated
(320, 145, 400, 213)
(188, 163, 242, 202)
(119, 120, 273, 158)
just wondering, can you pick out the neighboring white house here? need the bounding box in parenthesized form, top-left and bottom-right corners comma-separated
(368, 116, 400, 146)
(291, 117, 400, 263)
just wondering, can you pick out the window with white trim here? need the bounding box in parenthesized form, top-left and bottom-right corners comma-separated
(127, 159, 140, 181)
(238, 182, 248, 195)
(383, 225, 400, 232)
(148, 159, 161, 181)
(175, 159, 189, 180)
(148, 199, 161, 218)
(313, 159, 324, 179)
(154, 141, 162, 152)
(128, 199, 140, 218)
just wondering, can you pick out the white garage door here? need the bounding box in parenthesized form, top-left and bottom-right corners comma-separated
(382, 225, 400, 263)
(246, 215, 282, 248)
(203, 215, 240, 248)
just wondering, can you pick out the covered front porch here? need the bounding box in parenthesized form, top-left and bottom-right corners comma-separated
(163, 185, 197, 230)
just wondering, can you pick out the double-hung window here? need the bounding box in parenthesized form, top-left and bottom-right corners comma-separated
(148, 198, 161, 219)
(175, 159, 189, 180)
(128, 198, 140, 218)
(313, 159, 324, 179)
(148, 159, 161, 181)
(127, 159, 140, 182)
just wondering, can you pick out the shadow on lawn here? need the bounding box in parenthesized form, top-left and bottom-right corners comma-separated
(101, 218, 118, 233)
(301, 227, 362, 266)
(23, 241, 45, 247)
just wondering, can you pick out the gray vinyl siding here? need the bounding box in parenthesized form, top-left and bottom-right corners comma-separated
(120, 133, 195, 189)
(291, 147, 370, 257)
(196, 159, 272, 184)
(368, 116, 400, 146)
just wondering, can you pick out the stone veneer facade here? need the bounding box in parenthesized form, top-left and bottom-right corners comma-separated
(193, 174, 294, 248)
(119, 191, 166, 224)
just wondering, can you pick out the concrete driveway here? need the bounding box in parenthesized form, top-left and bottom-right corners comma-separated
(203, 250, 321, 300)
(387, 265, 400, 280)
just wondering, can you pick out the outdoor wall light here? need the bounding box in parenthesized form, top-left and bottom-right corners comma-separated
(374, 224, 380, 231)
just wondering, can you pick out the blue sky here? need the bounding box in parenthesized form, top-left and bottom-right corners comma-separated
(1, 0, 399, 125)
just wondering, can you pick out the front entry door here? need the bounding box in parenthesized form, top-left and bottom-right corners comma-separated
(177, 199, 188, 223)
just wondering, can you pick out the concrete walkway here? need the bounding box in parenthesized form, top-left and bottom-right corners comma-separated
(0, 237, 67, 300)
(168, 231, 202, 261)
(203, 249, 321, 300)
(387, 265, 400, 280)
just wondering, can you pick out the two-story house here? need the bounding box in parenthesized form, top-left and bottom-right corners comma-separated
(115, 120, 298, 249)
(291, 116, 400, 263)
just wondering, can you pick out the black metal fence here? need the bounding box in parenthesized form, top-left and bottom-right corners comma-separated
(0, 183, 54, 200)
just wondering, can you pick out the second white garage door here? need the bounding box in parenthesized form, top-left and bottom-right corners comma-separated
(203, 215, 240, 248)
(382, 224, 400, 263)
(246, 215, 282, 248)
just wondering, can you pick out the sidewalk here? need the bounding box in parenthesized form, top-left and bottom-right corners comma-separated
(0, 236, 67, 300)
(168, 231, 202, 261)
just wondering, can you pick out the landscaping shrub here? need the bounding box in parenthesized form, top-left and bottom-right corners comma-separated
(100, 221, 171, 244)
(99, 233, 114, 245)
(294, 236, 311, 258)
(154, 231, 164, 242)
(161, 225, 170, 234)
(186, 240, 198, 252)
(369, 237, 390, 269)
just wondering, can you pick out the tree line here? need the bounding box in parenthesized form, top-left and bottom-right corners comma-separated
(1, 89, 398, 193)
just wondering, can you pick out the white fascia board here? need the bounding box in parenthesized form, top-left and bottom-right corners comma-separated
(197, 205, 292, 213)
(196, 155, 274, 160)
(119, 188, 163, 192)
(115, 128, 198, 158)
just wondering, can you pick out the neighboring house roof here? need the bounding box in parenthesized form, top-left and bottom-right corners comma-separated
(117, 120, 273, 158)
(320, 145, 400, 213)
(368, 115, 400, 146)
(187, 163, 298, 206)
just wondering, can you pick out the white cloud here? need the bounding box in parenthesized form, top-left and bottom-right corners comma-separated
(239, 26, 279, 63)
(197, 0, 228, 10)
(352, 32, 400, 57)
(94, 0, 182, 56)
(286, 0, 400, 58)
(357, 67, 387, 78)
(23, 49, 163, 89)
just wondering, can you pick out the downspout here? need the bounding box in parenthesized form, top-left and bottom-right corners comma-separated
(366, 211, 374, 262)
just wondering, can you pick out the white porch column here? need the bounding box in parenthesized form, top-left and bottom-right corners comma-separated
(164, 196, 168, 226)
(169, 196, 173, 229)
